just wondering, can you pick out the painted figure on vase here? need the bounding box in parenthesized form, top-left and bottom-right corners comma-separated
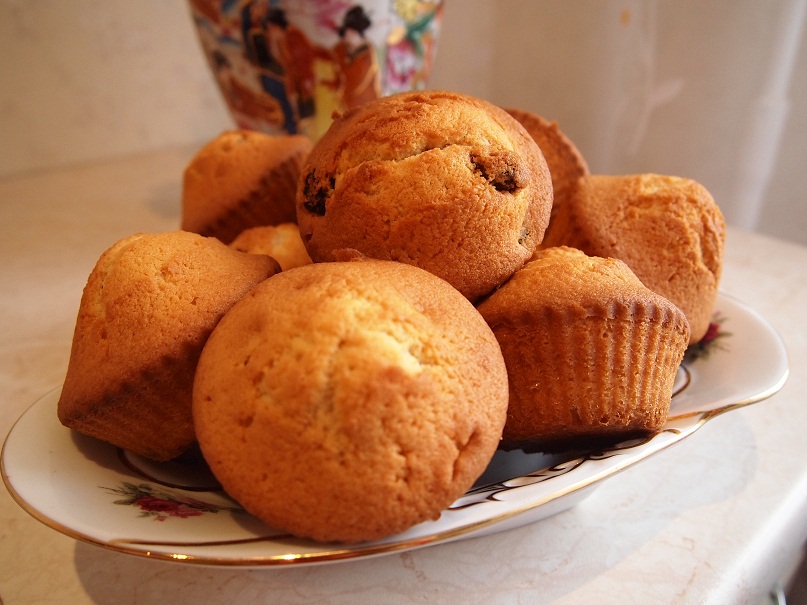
(209, 50, 284, 126)
(333, 5, 381, 109)
(189, 0, 444, 138)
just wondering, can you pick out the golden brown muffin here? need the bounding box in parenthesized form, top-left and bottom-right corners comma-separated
(57, 231, 281, 461)
(193, 259, 509, 543)
(182, 130, 312, 243)
(505, 108, 589, 243)
(541, 174, 725, 343)
(477, 247, 690, 453)
(229, 223, 312, 271)
(296, 90, 554, 302)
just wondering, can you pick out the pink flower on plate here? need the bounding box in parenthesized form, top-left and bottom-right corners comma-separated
(685, 312, 731, 362)
(103, 482, 240, 522)
(134, 496, 205, 521)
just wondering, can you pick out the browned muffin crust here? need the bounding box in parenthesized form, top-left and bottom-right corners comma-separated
(296, 90, 554, 301)
(193, 259, 509, 543)
(505, 107, 589, 241)
(541, 174, 725, 343)
(182, 130, 312, 243)
(57, 231, 281, 461)
(478, 246, 690, 452)
(229, 223, 312, 271)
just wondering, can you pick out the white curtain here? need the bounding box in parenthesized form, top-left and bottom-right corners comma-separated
(433, 0, 807, 245)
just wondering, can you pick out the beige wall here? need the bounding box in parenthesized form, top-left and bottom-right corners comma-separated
(2, 0, 806, 246)
(0, 1, 232, 177)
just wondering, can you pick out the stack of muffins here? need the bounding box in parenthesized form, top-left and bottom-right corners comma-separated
(57, 90, 725, 544)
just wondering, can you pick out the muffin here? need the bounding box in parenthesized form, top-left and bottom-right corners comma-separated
(182, 130, 312, 243)
(229, 223, 312, 271)
(296, 90, 554, 301)
(541, 174, 725, 343)
(477, 246, 690, 453)
(57, 231, 281, 461)
(505, 108, 589, 243)
(193, 259, 509, 543)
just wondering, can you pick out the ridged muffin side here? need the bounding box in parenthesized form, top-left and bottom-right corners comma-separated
(540, 173, 725, 343)
(182, 130, 312, 243)
(477, 246, 690, 452)
(57, 231, 281, 461)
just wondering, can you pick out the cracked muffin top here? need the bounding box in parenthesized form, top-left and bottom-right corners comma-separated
(295, 90, 554, 301)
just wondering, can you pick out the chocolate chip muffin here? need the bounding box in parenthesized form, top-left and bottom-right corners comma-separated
(296, 90, 554, 301)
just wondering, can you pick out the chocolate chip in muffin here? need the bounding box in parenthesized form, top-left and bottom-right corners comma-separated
(470, 149, 526, 193)
(301, 171, 332, 216)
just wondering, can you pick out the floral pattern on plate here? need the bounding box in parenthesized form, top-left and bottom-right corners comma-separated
(103, 482, 242, 521)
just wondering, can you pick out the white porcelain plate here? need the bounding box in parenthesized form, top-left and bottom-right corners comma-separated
(1, 293, 789, 567)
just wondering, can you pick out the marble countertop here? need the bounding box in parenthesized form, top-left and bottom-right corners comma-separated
(1, 148, 806, 605)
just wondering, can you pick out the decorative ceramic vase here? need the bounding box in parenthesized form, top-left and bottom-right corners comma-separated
(188, 0, 445, 140)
